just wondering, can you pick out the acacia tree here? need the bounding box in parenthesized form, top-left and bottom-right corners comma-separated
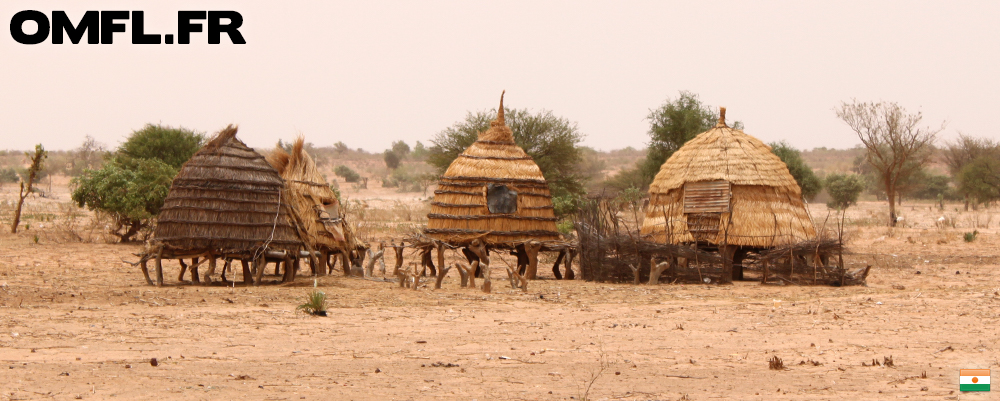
(942, 134, 1000, 210)
(835, 101, 942, 226)
(769, 141, 821, 201)
(959, 157, 1000, 206)
(605, 91, 737, 190)
(11, 144, 47, 234)
(72, 125, 203, 241)
(427, 107, 585, 205)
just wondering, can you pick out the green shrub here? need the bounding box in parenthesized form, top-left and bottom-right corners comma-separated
(825, 173, 866, 210)
(964, 231, 978, 243)
(334, 165, 361, 183)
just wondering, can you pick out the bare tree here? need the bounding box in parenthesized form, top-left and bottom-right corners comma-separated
(11, 144, 48, 234)
(835, 101, 942, 226)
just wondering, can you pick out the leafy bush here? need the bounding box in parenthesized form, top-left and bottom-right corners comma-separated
(69, 124, 201, 242)
(959, 156, 1000, 205)
(0, 167, 17, 184)
(334, 165, 361, 183)
(383, 150, 401, 170)
(770, 141, 822, 201)
(71, 157, 176, 242)
(964, 231, 978, 243)
(825, 173, 866, 210)
(117, 124, 204, 169)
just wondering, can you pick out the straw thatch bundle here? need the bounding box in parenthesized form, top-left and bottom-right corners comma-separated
(424, 92, 560, 246)
(153, 125, 303, 255)
(640, 108, 816, 247)
(266, 137, 353, 253)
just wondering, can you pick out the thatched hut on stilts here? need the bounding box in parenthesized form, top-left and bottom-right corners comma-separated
(414, 92, 575, 291)
(640, 108, 818, 283)
(141, 125, 306, 286)
(266, 137, 361, 276)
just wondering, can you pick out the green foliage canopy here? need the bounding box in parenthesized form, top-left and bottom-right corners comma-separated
(118, 124, 204, 169)
(70, 124, 202, 242)
(824, 173, 866, 210)
(958, 156, 1000, 204)
(427, 107, 585, 200)
(72, 157, 176, 241)
(769, 141, 822, 201)
(334, 165, 361, 183)
(605, 91, 719, 191)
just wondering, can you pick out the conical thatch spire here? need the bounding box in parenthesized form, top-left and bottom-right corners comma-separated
(154, 125, 303, 254)
(424, 91, 560, 246)
(478, 91, 514, 143)
(716, 107, 727, 128)
(640, 110, 816, 247)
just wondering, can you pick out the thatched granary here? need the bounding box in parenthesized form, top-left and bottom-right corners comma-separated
(425, 92, 560, 246)
(420, 92, 572, 282)
(640, 108, 817, 249)
(146, 125, 305, 286)
(266, 137, 356, 275)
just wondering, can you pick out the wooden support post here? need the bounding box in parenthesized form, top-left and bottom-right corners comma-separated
(565, 249, 575, 280)
(282, 254, 295, 283)
(524, 241, 541, 280)
(761, 260, 769, 285)
(456, 261, 470, 287)
(719, 245, 734, 284)
(241, 259, 253, 285)
(317, 250, 328, 276)
(178, 259, 188, 282)
(434, 243, 447, 288)
(340, 252, 350, 276)
(254, 254, 266, 285)
(190, 257, 200, 284)
(649, 261, 670, 285)
(140, 259, 153, 286)
(220, 259, 232, 282)
(551, 250, 566, 280)
(154, 247, 164, 287)
(203, 256, 217, 285)
(393, 246, 404, 276)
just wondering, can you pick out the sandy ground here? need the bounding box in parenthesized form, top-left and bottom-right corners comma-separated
(1, 186, 999, 400)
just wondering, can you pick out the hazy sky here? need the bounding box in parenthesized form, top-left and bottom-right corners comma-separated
(2, 1, 998, 152)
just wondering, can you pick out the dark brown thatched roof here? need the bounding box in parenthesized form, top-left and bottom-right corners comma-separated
(153, 125, 303, 254)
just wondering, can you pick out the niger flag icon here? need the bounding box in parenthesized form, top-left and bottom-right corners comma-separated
(960, 369, 990, 392)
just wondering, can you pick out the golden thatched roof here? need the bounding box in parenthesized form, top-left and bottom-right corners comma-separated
(266, 137, 353, 253)
(154, 125, 303, 254)
(641, 108, 816, 247)
(425, 92, 561, 246)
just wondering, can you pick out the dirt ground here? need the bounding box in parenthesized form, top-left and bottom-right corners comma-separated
(1, 183, 999, 400)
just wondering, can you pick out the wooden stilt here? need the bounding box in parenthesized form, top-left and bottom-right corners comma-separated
(341, 252, 350, 276)
(190, 257, 200, 284)
(241, 259, 253, 285)
(524, 241, 541, 280)
(551, 250, 565, 280)
(178, 259, 188, 282)
(565, 249, 575, 280)
(220, 259, 232, 283)
(317, 250, 329, 276)
(393, 245, 404, 276)
(282, 254, 295, 283)
(140, 259, 153, 286)
(203, 256, 217, 285)
(254, 254, 266, 285)
(154, 247, 164, 287)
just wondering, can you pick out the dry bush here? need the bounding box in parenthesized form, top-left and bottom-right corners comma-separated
(963, 211, 995, 229)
